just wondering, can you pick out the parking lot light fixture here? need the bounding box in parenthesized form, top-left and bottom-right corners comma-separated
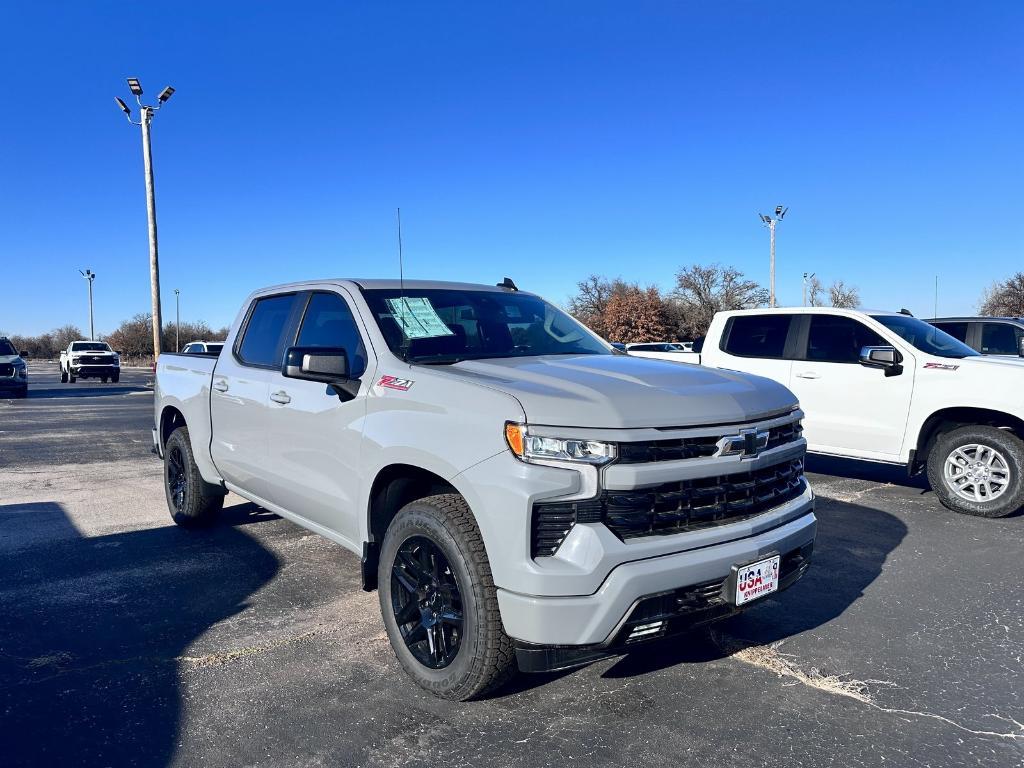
(115, 97, 131, 116)
(759, 205, 788, 307)
(115, 77, 176, 361)
(79, 269, 96, 340)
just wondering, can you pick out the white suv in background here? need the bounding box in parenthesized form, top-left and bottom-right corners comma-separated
(695, 307, 1024, 518)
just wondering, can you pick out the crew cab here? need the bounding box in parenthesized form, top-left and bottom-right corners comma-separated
(927, 316, 1024, 358)
(60, 340, 120, 383)
(0, 337, 28, 398)
(694, 307, 1024, 517)
(153, 279, 816, 700)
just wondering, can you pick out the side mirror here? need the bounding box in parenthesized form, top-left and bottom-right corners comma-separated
(859, 345, 903, 377)
(282, 346, 359, 400)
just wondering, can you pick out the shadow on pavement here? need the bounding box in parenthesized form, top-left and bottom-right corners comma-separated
(596, 499, 908, 679)
(26, 383, 152, 399)
(0, 501, 279, 767)
(806, 454, 929, 491)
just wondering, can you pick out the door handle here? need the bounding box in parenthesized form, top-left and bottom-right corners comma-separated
(212, 379, 229, 392)
(794, 371, 821, 380)
(270, 390, 292, 405)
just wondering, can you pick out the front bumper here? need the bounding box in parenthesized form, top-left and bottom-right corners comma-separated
(71, 364, 119, 376)
(495, 506, 815, 651)
(515, 536, 814, 672)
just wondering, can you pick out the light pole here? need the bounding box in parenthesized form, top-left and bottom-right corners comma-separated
(759, 205, 788, 307)
(79, 269, 96, 339)
(802, 271, 815, 307)
(115, 78, 176, 361)
(174, 288, 180, 351)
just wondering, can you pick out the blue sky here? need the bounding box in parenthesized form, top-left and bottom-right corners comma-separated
(1, 2, 1022, 336)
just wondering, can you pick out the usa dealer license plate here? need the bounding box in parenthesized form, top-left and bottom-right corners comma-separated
(732, 554, 780, 606)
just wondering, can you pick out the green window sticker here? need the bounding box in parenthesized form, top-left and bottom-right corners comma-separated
(386, 297, 455, 339)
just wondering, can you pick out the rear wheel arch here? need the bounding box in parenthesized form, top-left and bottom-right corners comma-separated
(159, 406, 187, 450)
(363, 464, 460, 591)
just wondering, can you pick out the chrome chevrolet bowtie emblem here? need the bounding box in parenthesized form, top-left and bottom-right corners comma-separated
(716, 428, 769, 458)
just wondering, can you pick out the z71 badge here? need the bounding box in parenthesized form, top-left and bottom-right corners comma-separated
(924, 362, 960, 371)
(377, 375, 414, 391)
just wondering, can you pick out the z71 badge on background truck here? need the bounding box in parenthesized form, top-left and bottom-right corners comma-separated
(153, 279, 815, 699)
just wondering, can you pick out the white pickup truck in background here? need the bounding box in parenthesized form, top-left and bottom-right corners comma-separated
(692, 307, 1024, 517)
(59, 340, 120, 383)
(153, 278, 816, 700)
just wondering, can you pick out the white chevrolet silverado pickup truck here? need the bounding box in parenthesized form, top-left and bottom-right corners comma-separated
(692, 307, 1024, 518)
(59, 340, 120, 383)
(153, 279, 815, 699)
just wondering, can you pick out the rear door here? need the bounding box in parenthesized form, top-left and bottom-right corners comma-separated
(979, 321, 1023, 357)
(716, 313, 798, 387)
(788, 314, 914, 458)
(263, 288, 376, 544)
(210, 292, 303, 500)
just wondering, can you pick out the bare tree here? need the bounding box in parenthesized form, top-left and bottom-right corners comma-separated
(828, 280, 860, 309)
(808, 275, 825, 307)
(51, 325, 85, 353)
(980, 273, 1024, 316)
(671, 264, 769, 338)
(566, 275, 629, 338)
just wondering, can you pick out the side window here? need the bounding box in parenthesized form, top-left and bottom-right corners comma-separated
(295, 292, 368, 377)
(980, 323, 1021, 355)
(806, 315, 886, 363)
(932, 322, 968, 342)
(236, 293, 299, 367)
(723, 315, 793, 359)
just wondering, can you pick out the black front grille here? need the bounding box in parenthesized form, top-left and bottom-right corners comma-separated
(531, 458, 805, 555)
(0, 363, 13, 377)
(617, 420, 803, 464)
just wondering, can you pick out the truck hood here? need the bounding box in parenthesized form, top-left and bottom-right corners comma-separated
(440, 354, 798, 429)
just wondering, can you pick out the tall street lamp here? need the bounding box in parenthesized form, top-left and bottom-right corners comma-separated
(174, 288, 180, 351)
(79, 269, 96, 339)
(802, 271, 815, 307)
(759, 205, 788, 307)
(115, 78, 176, 361)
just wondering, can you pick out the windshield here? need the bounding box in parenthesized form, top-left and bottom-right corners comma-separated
(70, 342, 112, 352)
(871, 315, 979, 359)
(0, 340, 16, 356)
(361, 289, 611, 363)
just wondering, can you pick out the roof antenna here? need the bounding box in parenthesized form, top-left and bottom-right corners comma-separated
(396, 207, 409, 362)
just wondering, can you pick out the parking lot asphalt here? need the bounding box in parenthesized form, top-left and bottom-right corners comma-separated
(1, 363, 1022, 768)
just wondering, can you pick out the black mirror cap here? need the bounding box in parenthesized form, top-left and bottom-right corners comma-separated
(859, 345, 904, 375)
(282, 346, 349, 383)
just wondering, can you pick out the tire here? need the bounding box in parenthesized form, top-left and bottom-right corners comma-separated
(101, 377, 108, 383)
(112, 372, 120, 383)
(378, 494, 515, 700)
(163, 425, 225, 527)
(60, 367, 68, 383)
(68, 370, 76, 383)
(926, 425, 1024, 518)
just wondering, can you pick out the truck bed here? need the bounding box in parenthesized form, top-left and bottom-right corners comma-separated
(154, 352, 220, 479)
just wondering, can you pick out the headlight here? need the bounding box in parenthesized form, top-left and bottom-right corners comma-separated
(504, 422, 616, 465)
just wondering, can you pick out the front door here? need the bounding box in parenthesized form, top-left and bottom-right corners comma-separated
(788, 314, 914, 459)
(263, 289, 375, 545)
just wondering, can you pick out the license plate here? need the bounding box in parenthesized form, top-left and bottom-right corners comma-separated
(733, 555, 780, 606)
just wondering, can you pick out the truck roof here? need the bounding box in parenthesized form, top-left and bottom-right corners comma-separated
(717, 307, 902, 317)
(251, 278, 529, 294)
(927, 316, 1024, 323)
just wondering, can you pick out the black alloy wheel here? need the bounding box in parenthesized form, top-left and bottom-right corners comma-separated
(166, 444, 188, 515)
(390, 535, 464, 669)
